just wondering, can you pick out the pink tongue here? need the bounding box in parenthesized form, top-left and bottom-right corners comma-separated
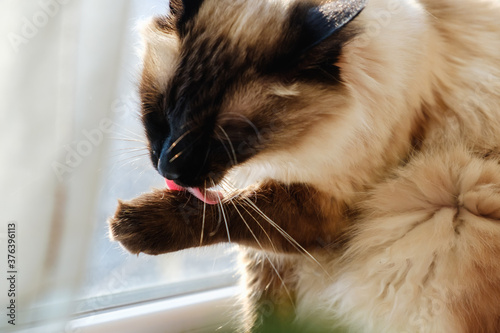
(186, 187, 222, 205)
(165, 179, 184, 191)
(165, 179, 222, 205)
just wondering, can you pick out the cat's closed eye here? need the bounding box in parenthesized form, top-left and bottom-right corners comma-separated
(139, 0, 365, 189)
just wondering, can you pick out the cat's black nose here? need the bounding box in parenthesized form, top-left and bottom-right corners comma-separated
(160, 169, 181, 181)
(157, 152, 183, 182)
(156, 133, 208, 187)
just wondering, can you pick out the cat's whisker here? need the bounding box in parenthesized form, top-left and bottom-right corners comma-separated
(114, 147, 149, 153)
(220, 179, 278, 254)
(221, 179, 326, 273)
(218, 114, 261, 142)
(209, 194, 223, 237)
(111, 150, 150, 160)
(238, 202, 278, 255)
(169, 151, 184, 163)
(111, 122, 146, 141)
(167, 129, 193, 154)
(212, 179, 231, 243)
(165, 130, 204, 165)
(215, 132, 237, 167)
(115, 161, 148, 173)
(110, 137, 147, 144)
(200, 182, 208, 246)
(229, 200, 295, 308)
(137, 163, 154, 179)
(242, 197, 304, 254)
(217, 125, 238, 165)
(113, 154, 150, 166)
(110, 161, 150, 185)
(242, 197, 330, 278)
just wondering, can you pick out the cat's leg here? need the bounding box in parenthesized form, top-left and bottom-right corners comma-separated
(108, 180, 349, 255)
(239, 250, 300, 333)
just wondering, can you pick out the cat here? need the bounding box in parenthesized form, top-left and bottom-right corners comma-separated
(108, 0, 500, 331)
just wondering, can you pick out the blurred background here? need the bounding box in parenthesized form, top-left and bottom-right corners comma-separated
(0, 1, 238, 332)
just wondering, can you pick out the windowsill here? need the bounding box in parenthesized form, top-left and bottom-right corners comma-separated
(76, 270, 238, 316)
(68, 285, 242, 333)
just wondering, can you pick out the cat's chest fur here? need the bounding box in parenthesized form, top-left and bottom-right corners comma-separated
(108, 0, 500, 331)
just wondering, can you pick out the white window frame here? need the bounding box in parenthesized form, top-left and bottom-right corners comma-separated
(69, 286, 241, 333)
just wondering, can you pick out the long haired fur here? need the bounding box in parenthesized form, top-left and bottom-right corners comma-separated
(109, 0, 500, 331)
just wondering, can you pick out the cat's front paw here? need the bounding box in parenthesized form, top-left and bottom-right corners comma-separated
(108, 189, 205, 255)
(108, 200, 160, 255)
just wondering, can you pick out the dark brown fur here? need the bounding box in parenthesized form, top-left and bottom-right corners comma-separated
(109, 181, 350, 255)
(109, 180, 351, 331)
(108, 0, 500, 331)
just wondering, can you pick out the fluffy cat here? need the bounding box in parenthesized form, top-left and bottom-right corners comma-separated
(108, 0, 500, 331)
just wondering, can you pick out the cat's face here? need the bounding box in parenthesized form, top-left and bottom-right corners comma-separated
(139, 0, 430, 193)
(139, 0, 366, 188)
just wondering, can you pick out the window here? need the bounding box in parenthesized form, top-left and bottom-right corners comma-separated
(0, 1, 239, 332)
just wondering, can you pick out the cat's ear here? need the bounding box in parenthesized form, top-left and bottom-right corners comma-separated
(299, 0, 367, 51)
(169, 0, 205, 33)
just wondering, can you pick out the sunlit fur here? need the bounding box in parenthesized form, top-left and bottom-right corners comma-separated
(127, 0, 500, 331)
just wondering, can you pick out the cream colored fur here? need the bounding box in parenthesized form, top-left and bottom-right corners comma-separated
(295, 143, 500, 332)
(139, 20, 180, 91)
(233, 0, 500, 331)
(141, 0, 500, 331)
(232, 0, 434, 198)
